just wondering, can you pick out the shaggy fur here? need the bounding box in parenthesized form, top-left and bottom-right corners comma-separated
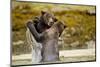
(27, 21, 66, 62)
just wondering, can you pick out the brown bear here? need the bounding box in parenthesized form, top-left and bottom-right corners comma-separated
(27, 21, 66, 62)
(26, 11, 57, 63)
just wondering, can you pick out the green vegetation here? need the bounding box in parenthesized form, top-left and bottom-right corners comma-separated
(12, 1, 96, 54)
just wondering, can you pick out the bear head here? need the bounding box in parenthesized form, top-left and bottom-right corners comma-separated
(40, 11, 57, 27)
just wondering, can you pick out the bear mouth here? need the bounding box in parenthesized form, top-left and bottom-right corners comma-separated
(48, 22, 54, 26)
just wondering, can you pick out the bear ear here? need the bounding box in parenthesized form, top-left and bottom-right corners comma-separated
(54, 18, 58, 22)
(64, 25, 67, 28)
(41, 10, 46, 15)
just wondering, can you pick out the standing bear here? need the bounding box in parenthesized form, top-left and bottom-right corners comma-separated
(26, 11, 57, 63)
(27, 20, 66, 62)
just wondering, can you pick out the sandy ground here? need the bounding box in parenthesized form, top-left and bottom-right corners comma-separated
(12, 48, 96, 66)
